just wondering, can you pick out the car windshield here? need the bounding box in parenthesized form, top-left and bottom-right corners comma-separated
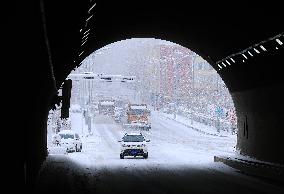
(122, 135, 145, 142)
(59, 134, 74, 139)
(129, 109, 147, 115)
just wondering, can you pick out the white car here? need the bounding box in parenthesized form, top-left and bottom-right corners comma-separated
(58, 130, 82, 152)
(118, 132, 150, 159)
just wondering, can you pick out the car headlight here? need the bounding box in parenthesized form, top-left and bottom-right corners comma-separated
(141, 144, 146, 147)
(122, 144, 127, 147)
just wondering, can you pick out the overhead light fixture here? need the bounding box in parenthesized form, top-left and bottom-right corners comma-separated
(225, 60, 231, 65)
(79, 51, 84, 56)
(86, 14, 93, 22)
(88, 2, 96, 13)
(215, 33, 282, 66)
(81, 40, 88, 46)
(248, 51, 253, 57)
(82, 32, 89, 39)
(81, 36, 89, 42)
(260, 45, 267, 51)
(83, 29, 90, 35)
(276, 38, 283, 45)
(253, 48, 260, 54)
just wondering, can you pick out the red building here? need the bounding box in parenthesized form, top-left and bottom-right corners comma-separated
(159, 44, 193, 104)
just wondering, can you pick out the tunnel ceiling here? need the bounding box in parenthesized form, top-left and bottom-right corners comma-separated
(42, 0, 283, 90)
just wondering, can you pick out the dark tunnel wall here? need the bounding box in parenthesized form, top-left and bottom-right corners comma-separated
(21, 0, 284, 191)
(24, 5, 58, 190)
(231, 51, 284, 164)
(233, 83, 284, 164)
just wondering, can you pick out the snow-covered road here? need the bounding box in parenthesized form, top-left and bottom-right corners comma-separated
(68, 112, 237, 167)
(38, 113, 283, 194)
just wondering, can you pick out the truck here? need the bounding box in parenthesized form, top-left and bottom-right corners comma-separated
(114, 106, 124, 123)
(98, 99, 115, 116)
(125, 103, 151, 130)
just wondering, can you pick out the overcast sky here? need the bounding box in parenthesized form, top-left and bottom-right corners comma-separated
(77, 38, 177, 76)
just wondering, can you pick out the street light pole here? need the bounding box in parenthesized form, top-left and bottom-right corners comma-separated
(81, 110, 84, 136)
(171, 55, 176, 120)
(190, 53, 198, 125)
(191, 53, 198, 90)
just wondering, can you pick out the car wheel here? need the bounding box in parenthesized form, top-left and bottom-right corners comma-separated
(75, 145, 78, 152)
(120, 154, 124, 159)
(143, 153, 148, 159)
(79, 144, 82, 152)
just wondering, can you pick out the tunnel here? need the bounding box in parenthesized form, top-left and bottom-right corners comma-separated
(17, 0, 284, 193)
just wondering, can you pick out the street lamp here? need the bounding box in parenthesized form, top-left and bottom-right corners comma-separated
(190, 53, 198, 125)
(191, 53, 198, 90)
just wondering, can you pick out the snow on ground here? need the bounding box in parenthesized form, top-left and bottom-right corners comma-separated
(37, 112, 284, 194)
(47, 146, 67, 155)
(63, 110, 237, 167)
(70, 112, 89, 136)
(48, 110, 237, 165)
(160, 111, 235, 137)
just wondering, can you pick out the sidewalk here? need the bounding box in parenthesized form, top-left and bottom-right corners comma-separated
(159, 112, 233, 137)
(157, 111, 283, 186)
(214, 154, 284, 186)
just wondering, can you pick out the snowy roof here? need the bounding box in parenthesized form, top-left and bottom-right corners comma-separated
(130, 105, 147, 109)
(100, 101, 115, 105)
(58, 130, 76, 135)
(125, 132, 142, 136)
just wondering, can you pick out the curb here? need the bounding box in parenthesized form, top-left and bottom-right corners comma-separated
(161, 114, 228, 137)
(214, 155, 284, 185)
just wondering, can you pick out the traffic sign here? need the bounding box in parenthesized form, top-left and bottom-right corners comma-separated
(215, 106, 223, 117)
(67, 73, 136, 82)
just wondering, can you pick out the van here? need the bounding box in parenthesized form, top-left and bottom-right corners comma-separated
(58, 130, 82, 152)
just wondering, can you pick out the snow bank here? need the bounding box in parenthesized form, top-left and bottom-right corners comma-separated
(48, 146, 67, 155)
(130, 105, 147, 109)
(160, 112, 235, 137)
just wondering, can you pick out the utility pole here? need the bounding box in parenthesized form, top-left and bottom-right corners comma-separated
(190, 53, 197, 125)
(173, 58, 177, 120)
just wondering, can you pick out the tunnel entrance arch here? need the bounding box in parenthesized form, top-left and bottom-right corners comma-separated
(25, 2, 283, 192)
(47, 38, 238, 166)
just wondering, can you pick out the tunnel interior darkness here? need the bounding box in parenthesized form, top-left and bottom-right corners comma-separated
(20, 0, 284, 192)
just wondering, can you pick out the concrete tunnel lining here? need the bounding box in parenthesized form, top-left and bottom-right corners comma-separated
(20, 0, 284, 191)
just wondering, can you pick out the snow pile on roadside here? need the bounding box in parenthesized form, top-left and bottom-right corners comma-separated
(159, 112, 235, 137)
(48, 146, 67, 155)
